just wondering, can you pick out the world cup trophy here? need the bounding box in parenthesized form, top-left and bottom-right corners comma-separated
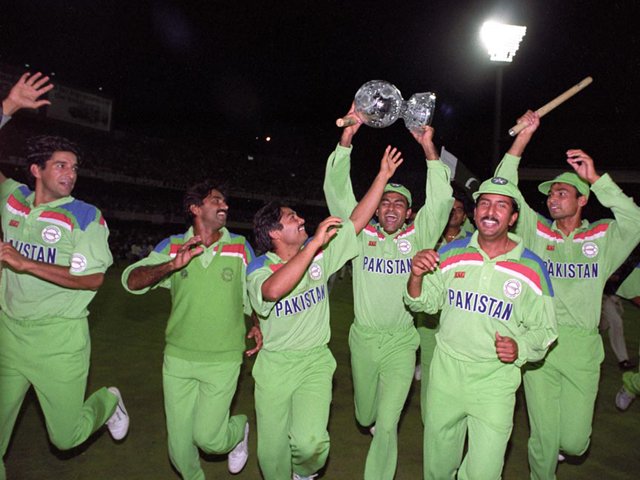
(337, 80, 436, 131)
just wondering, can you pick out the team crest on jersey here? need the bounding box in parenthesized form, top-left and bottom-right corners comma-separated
(397, 239, 412, 255)
(308, 262, 322, 280)
(503, 279, 522, 299)
(70, 253, 88, 273)
(221, 267, 234, 282)
(582, 241, 598, 258)
(41, 225, 62, 244)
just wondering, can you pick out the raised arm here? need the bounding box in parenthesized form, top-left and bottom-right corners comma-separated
(570, 151, 640, 273)
(349, 146, 403, 233)
(410, 126, 454, 249)
(323, 104, 362, 219)
(2, 72, 53, 118)
(495, 110, 544, 241)
(261, 216, 342, 301)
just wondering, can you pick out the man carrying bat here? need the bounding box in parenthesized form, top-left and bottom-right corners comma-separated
(495, 110, 640, 479)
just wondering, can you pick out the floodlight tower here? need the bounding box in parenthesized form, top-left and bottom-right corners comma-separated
(480, 21, 526, 167)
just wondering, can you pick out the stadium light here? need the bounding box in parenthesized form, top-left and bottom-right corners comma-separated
(480, 20, 527, 166)
(480, 21, 527, 63)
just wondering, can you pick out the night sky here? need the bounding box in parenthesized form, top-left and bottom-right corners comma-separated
(1, 1, 639, 181)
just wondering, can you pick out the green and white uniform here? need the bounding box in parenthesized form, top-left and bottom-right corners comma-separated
(617, 263, 640, 395)
(122, 227, 253, 480)
(247, 221, 358, 480)
(496, 154, 640, 479)
(405, 232, 557, 480)
(0, 178, 115, 480)
(323, 144, 453, 480)
(417, 227, 474, 422)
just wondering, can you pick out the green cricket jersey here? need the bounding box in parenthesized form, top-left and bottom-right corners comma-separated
(617, 263, 640, 300)
(323, 144, 453, 330)
(0, 178, 112, 321)
(247, 220, 358, 352)
(405, 232, 557, 366)
(496, 154, 640, 330)
(121, 227, 254, 362)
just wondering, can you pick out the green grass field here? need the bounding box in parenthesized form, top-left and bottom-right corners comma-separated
(4, 267, 640, 479)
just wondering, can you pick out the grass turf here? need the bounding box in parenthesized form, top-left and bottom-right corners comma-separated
(4, 267, 640, 479)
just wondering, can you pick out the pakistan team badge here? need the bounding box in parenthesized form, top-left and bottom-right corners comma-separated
(41, 225, 62, 244)
(492, 177, 508, 185)
(503, 279, 522, 299)
(582, 241, 598, 258)
(397, 238, 411, 255)
(221, 267, 234, 282)
(308, 262, 322, 280)
(70, 253, 88, 273)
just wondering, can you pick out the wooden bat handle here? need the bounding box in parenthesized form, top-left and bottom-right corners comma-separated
(508, 76, 593, 136)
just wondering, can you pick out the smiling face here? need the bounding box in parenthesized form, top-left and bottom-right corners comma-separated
(376, 192, 411, 234)
(546, 182, 587, 220)
(191, 189, 228, 229)
(474, 193, 518, 241)
(272, 207, 308, 247)
(31, 151, 78, 203)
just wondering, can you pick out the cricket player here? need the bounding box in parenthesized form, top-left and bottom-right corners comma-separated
(248, 146, 403, 480)
(405, 177, 557, 480)
(323, 105, 453, 480)
(615, 262, 640, 410)
(494, 110, 640, 479)
(416, 187, 474, 419)
(0, 74, 128, 480)
(122, 181, 261, 479)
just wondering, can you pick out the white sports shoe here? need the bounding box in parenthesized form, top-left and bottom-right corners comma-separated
(558, 453, 565, 462)
(106, 387, 129, 440)
(228, 422, 249, 474)
(615, 387, 636, 411)
(292, 473, 318, 480)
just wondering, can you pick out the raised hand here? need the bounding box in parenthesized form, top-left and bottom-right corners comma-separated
(566, 149, 600, 184)
(310, 216, 343, 248)
(2, 72, 54, 116)
(379, 145, 404, 180)
(410, 125, 438, 160)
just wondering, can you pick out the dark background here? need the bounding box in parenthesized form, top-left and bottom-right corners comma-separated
(1, 1, 639, 185)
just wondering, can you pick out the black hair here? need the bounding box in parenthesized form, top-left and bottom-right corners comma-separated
(253, 201, 284, 254)
(25, 135, 81, 184)
(452, 185, 473, 217)
(183, 180, 227, 222)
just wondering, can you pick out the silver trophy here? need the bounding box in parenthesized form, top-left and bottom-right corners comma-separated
(337, 80, 436, 131)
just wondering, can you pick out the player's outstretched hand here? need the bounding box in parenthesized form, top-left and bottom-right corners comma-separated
(2, 72, 54, 116)
(379, 145, 403, 180)
(411, 249, 439, 276)
(495, 332, 518, 363)
(310, 216, 343, 249)
(566, 149, 600, 184)
(170, 236, 204, 270)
